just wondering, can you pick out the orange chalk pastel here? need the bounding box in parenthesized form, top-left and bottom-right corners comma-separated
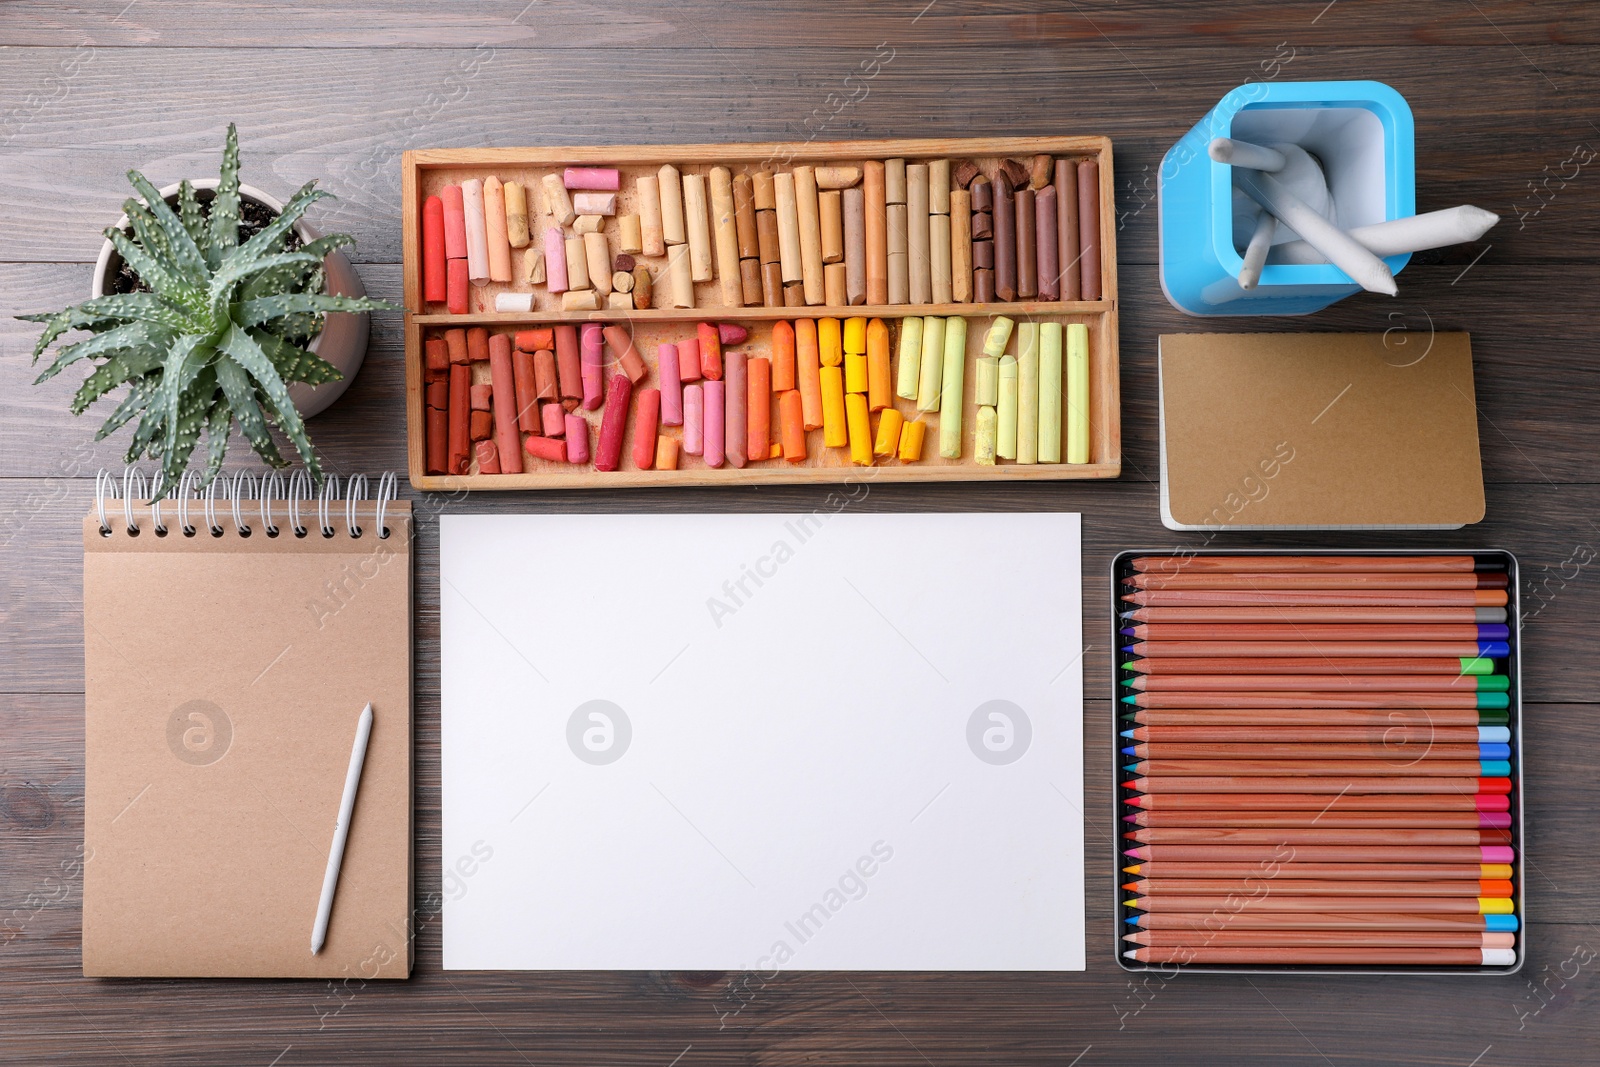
(771, 320, 797, 392)
(797, 318, 824, 430)
(866, 318, 892, 410)
(780, 389, 807, 462)
(748, 356, 772, 460)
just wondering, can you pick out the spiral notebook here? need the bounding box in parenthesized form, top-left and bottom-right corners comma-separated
(81, 470, 413, 979)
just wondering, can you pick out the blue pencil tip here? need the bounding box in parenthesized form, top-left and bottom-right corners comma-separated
(1123, 763, 1137, 772)
(1119, 627, 1135, 636)
(1121, 645, 1135, 653)
(1124, 915, 1140, 924)
(1120, 729, 1135, 738)
(1121, 695, 1138, 704)
(1121, 746, 1135, 755)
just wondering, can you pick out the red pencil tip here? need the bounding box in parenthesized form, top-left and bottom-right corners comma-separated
(1121, 780, 1140, 790)
(1126, 795, 1145, 807)
(1122, 831, 1137, 840)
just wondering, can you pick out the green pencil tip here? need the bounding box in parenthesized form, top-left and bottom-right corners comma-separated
(1121, 661, 1137, 671)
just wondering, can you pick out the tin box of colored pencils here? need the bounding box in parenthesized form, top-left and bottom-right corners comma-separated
(1111, 549, 1523, 975)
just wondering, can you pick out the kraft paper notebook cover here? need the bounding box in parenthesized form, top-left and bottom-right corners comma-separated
(1158, 332, 1486, 531)
(81, 473, 413, 978)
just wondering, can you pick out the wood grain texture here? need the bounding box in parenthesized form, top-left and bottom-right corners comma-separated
(3, 1, 1600, 1062)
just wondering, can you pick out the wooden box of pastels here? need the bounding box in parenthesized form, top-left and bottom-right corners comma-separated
(1110, 550, 1524, 976)
(400, 138, 1118, 489)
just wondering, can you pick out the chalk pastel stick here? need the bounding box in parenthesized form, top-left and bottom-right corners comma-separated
(565, 166, 619, 191)
(724, 351, 748, 468)
(704, 379, 725, 468)
(564, 413, 589, 464)
(595, 374, 633, 472)
(580, 323, 604, 410)
(938, 316, 967, 458)
(683, 383, 704, 455)
(896, 315, 923, 400)
(423, 196, 447, 302)
(462, 178, 489, 284)
(659, 343, 684, 426)
(441, 184, 467, 260)
(1067, 322, 1089, 463)
(544, 227, 568, 293)
(797, 318, 823, 430)
(1016, 322, 1039, 464)
(748, 356, 771, 461)
(771, 320, 797, 392)
(916, 315, 945, 414)
(1038, 321, 1062, 463)
(780, 389, 807, 462)
(483, 176, 512, 283)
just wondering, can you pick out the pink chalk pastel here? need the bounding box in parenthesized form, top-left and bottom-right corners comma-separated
(564, 167, 621, 191)
(544, 226, 568, 293)
(474, 439, 500, 474)
(580, 323, 604, 411)
(659, 343, 684, 426)
(718, 322, 749, 346)
(541, 400, 566, 437)
(683, 384, 704, 455)
(703, 380, 725, 469)
(564, 413, 590, 464)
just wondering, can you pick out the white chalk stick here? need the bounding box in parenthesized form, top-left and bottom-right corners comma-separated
(1209, 137, 1287, 173)
(1272, 205, 1501, 263)
(1236, 169, 1397, 296)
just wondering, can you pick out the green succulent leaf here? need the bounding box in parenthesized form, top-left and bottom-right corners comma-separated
(155, 334, 213, 477)
(97, 373, 162, 440)
(217, 324, 320, 484)
(253, 329, 343, 385)
(208, 250, 320, 322)
(72, 349, 165, 414)
(127, 169, 208, 283)
(202, 398, 231, 486)
(239, 233, 355, 300)
(235, 181, 327, 261)
(22, 305, 126, 359)
(176, 180, 206, 247)
(34, 320, 176, 384)
(154, 365, 217, 494)
(206, 124, 242, 267)
(215, 353, 286, 467)
(235, 292, 389, 329)
(103, 225, 193, 304)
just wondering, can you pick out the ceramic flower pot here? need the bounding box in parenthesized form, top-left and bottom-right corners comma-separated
(91, 180, 370, 418)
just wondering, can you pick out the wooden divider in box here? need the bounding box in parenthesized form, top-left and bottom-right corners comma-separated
(401, 137, 1119, 490)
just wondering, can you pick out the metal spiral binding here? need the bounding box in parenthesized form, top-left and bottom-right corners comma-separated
(93, 467, 396, 538)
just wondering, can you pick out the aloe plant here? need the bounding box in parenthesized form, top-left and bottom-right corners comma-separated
(21, 124, 391, 495)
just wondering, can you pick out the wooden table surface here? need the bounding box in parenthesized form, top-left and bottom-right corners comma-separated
(4, 3, 1600, 1063)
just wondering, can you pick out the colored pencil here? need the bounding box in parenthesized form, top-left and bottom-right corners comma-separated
(1123, 810, 1513, 829)
(1125, 930, 1517, 948)
(1125, 674, 1509, 692)
(1125, 573, 1507, 591)
(1121, 726, 1512, 743)
(1124, 879, 1513, 897)
(1126, 911, 1518, 930)
(1123, 640, 1511, 658)
(1123, 606, 1508, 623)
(1122, 589, 1508, 608)
(1125, 792, 1510, 811)
(1125, 656, 1501, 675)
(1122, 776, 1510, 795)
(1120, 623, 1511, 641)
(1121, 691, 1510, 709)
(1121, 743, 1509, 761)
(1121, 862, 1514, 880)
(1130, 556, 1484, 573)
(1124, 895, 1512, 914)
(1122, 708, 1509, 725)
(1123, 947, 1515, 965)
(1123, 845, 1514, 863)
(1124, 760, 1511, 778)
(1123, 828, 1511, 846)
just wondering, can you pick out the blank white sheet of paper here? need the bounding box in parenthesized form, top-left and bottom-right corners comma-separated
(440, 511, 1085, 971)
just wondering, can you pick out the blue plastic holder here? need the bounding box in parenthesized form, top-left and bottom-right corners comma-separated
(1159, 80, 1416, 316)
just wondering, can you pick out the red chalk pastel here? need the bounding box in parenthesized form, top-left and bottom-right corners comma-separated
(595, 374, 634, 472)
(602, 324, 649, 384)
(525, 434, 567, 463)
(469, 383, 493, 411)
(555, 325, 582, 401)
(513, 349, 539, 432)
(717, 322, 749, 346)
(423, 195, 447, 302)
(488, 333, 524, 474)
(446, 258, 469, 314)
(475, 439, 501, 474)
(677, 336, 703, 384)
